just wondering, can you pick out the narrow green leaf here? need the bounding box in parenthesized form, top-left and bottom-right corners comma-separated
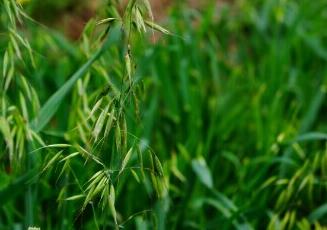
(294, 132, 327, 143)
(109, 184, 117, 225)
(130, 169, 140, 183)
(30, 26, 122, 132)
(87, 170, 105, 184)
(42, 150, 63, 172)
(115, 124, 121, 152)
(142, 0, 153, 19)
(65, 194, 85, 201)
(125, 53, 132, 83)
(137, 146, 145, 180)
(3, 49, 9, 79)
(93, 104, 109, 141)
(0, 117, 14, 162)
(154, 155, 164, 176)
(135, 7, 146, 32)
(309, 203, 327, 222)
(60, 152, 80, 162)
(31, 144, 71, 153)
(88, 98, 103, 120)
(144, 20, 171, 35)
(9, 34, 22, 59)
(96, 18, 117, 25)
(191, 157, 213, 189)
(104, 109, 115, 138)
(119, 147, 133, 175)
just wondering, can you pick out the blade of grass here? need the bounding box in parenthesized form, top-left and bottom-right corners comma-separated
(30, 26, 122, 132)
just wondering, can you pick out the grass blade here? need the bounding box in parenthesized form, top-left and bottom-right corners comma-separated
(30, 26, 122, 132)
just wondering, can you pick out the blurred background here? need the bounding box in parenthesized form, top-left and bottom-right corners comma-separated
(1, 0, 327, 229)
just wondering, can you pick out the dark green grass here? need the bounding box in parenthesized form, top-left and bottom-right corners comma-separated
(1, 0, 327, 229)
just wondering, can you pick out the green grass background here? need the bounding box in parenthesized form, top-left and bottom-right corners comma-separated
(1, 0, 327, 229)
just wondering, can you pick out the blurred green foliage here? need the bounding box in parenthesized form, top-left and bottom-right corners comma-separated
(1, 0, 327, 229)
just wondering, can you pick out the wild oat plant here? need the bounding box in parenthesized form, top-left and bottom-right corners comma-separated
(1, 0, 327, 229)
(1, 0, 167, 229)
